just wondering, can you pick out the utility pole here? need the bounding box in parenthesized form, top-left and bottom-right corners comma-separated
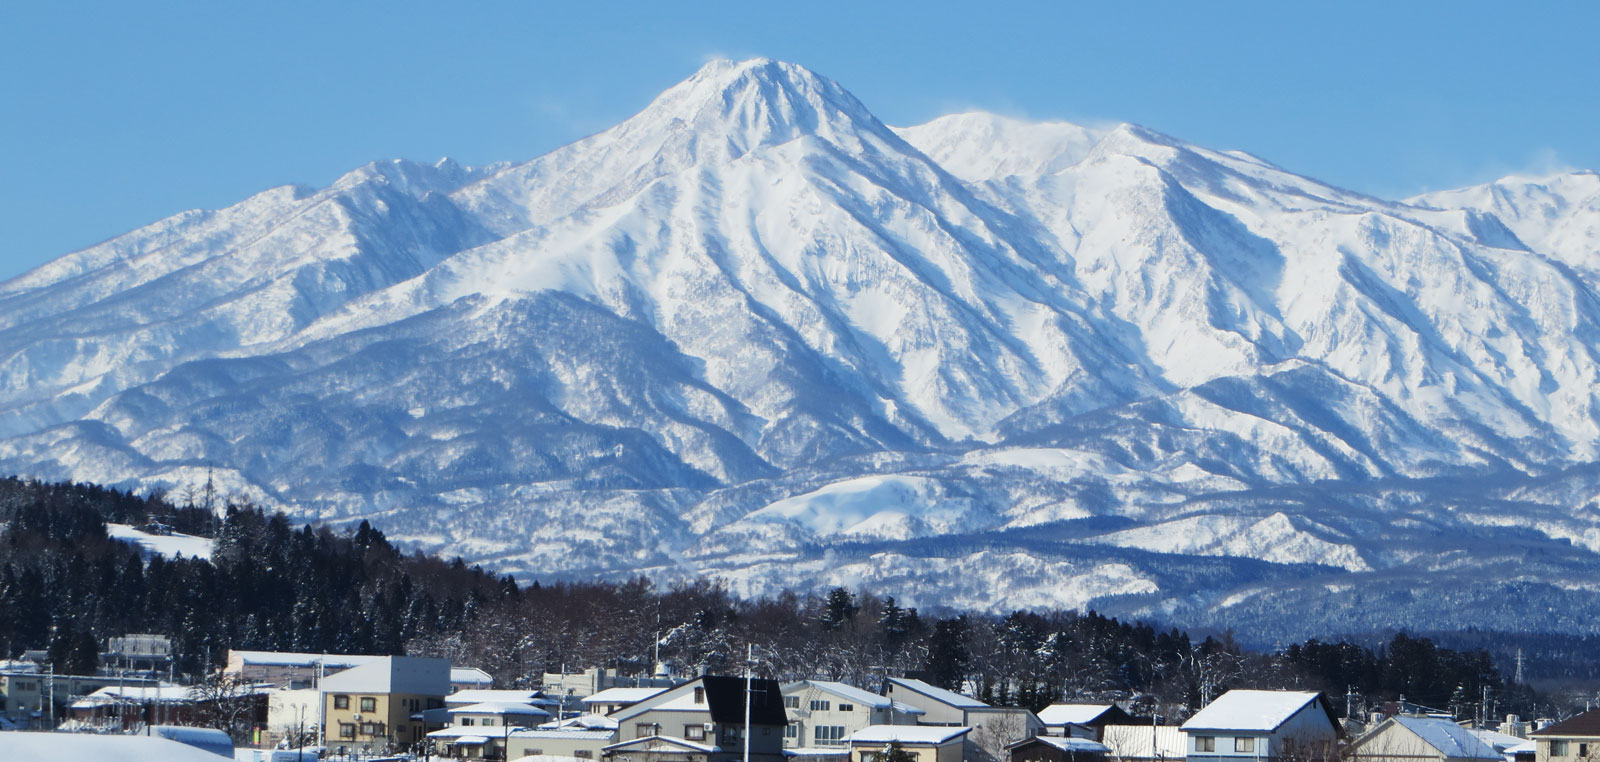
(744, 644, 754, 762)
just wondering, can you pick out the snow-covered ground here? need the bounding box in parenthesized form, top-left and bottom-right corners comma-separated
(107, 524, 214, 560)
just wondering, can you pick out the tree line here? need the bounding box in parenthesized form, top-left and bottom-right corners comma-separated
(0, 475, 1576, 721)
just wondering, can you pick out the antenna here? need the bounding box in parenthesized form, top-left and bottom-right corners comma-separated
(744, 643, 755, 762)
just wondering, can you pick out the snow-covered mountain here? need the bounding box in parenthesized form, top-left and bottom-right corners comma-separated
(6, 59, 1600, 640)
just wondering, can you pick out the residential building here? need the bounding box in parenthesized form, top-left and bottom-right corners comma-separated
(1036, 705, 1136, 740)
(844, 725, 971, 762)
(585, 686, 669, 716)
(453, 668, 495, 691)
(1531, 709, 1600, 762)
(320, 655, 450, 755)
(1, 670, 162, 729)
(448, 701, 552, 732)
(781, 680, 924, 750)
(884, 678, 1042, 762)
(1347, 716, 1504, 762)
(225, 650, 385, 688)
(1099, 725, 1186, 762)
(604, 674, 789, 762)
(508, 728, 618, 760)
(1180, 690, 1341, 762)
(1008, 735, 1113, 762)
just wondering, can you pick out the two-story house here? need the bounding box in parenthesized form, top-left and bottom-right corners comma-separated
(1036, 705, 1136, 740)
(320, 655, 450, 755)
(604, 675, 788, 762)
(1532, 709, 1600, 762)
(1347, 716, 1505, 762)
(885, 678, 1042, 762)
(1180, 690, 1340, 762)
(782, 680, 924, 749)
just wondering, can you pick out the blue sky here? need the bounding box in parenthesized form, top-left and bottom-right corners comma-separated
(2, 1, 1596, 282)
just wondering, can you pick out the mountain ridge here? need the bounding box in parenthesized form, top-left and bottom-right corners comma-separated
(4, 59, 1600, 639)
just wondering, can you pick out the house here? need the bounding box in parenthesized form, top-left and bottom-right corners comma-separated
(1530, 708, 1600, 762)
(883, 678, 1042, 762)
(604, 675, 789, 762)
(224, 650, 385, 689)
(1099, 725, 1186, 762)
(449, 701, 552, 732)
(844, 724, 971, 762)
(1347, 716, 1505, 762)
(1009, 735, 1112, 762)
(453, 668, 495, 691)
(1036, 705, 1136, 740)
(782, 680, 924, 749)
(1180, 690, 1341, 762)
(585, 686, 669, 716)
(507, 728, 618, 760)
(320, 655, 450, 755)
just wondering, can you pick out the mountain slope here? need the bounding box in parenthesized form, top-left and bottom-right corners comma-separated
(4, 59, 1600, 639)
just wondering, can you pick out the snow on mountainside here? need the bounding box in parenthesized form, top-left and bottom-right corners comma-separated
(4, 58, 1600, 640)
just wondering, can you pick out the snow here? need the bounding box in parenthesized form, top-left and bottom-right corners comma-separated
(889, 678, 987, 709)
(1028, 736, 1113, 753)
(449, 701, 551, 717)
(5, 58, 1600, 637)
(793, 680, 892, 708)
(0, 731, 232, 761)
(581, 687, 666, 705)
(1391, 716, 1503, 760)
(107, 524, 214, 560)
(1037, 704, 1116, 726)
(1181, 690, 1320, 731)
(845, 725, 971, 744)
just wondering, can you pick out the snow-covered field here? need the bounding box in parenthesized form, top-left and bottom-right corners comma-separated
(107, 524, 214, 560)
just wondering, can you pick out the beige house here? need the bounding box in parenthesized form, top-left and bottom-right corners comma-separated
(321, 655, 450, 755)
(1347, 716, 1505, 762)
(845, 725, 971, 762)
(782, 680, 924, 750)
(883, 678, 1041, 762)
(1532, 709, 1600, 762)
(508, 728, 618, 759)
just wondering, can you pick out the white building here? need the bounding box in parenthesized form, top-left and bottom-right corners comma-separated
(782, 680, 924, 749)
(1180, 691, 1341, 762)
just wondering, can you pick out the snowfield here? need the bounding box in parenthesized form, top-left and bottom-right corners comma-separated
(3, 59, 1600, 639)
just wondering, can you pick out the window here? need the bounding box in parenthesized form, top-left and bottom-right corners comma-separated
(360, 697, 377, 712)
(1553, 743, 1571, 757)
(462, 718, 475, 726)
(686, 725, 707, 741)
(1235, 738, 1255, 753)
(575, 752, 593, 759)
(810, 700, 831, 711)
(1582, 744, 1590, 757)
(723, 726, 745, 742)
(339, 723, 355, 740)
(334, 695, 350, 710)
(838, 703, 854, 712)
(483, 717, 496, 726)
(637, 723, 658, 737)
(814, 726, 847, 746)
(694, 687, 706, 704)
(786, 723, 799, 739)
(1195, 736, 1215, 752)
(360, 721, 384, 736)
(785, 696, 800, 709)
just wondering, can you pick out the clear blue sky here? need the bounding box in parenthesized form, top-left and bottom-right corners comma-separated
(3, 1, 1596, 282)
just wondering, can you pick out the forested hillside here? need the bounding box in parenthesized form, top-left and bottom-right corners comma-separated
(0, 476, 1574, 720)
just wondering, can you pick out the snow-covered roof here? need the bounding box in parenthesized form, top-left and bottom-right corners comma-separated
(605, 735, 721, 753)
(229, 650, 383, 668)
(1181, 690, 1323, 732)
(509, 729, 618, 741)
(428, 726, 501, 740)
(450, 701, 552, 717)
(0, 731, 239, 762)
(1389, 717, 1503, 759)
(72, 683, 196, 707)
(888, 678, 987, 709)
(583, 687, 667, 705)
(453, 667, 494, 686)
(785, 680, 891, 708)
(1016, 736, 1112, 753)
(1039, 704, 1117, 726)
(539, 714, 620, 730)
(846, 725, 972, 745)
(448, 690, 552, 706)
(890, 701, 926, 716)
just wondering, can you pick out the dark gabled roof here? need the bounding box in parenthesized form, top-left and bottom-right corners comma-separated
(702, 675, 788, 726)
(1533, 709, 1600, 738)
